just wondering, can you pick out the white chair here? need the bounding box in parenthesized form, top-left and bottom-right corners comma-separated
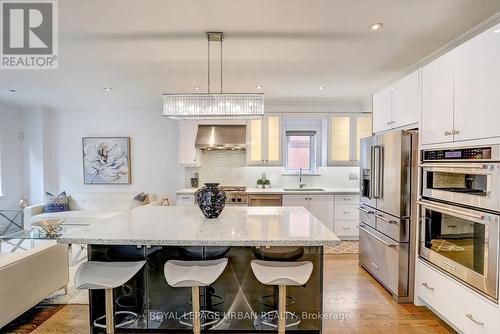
(75, 260, 146, 334)
(164, 258, 228, 334)
(251, 260, 313, 334)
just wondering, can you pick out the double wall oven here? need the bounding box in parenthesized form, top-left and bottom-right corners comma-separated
(419, 145, 500, 301)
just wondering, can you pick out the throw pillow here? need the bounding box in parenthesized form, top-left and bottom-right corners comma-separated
(44, 191, 70, 213)
(131, 192, 149, 208)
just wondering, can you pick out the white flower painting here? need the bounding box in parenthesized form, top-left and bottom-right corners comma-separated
(83, 137, 131, 184)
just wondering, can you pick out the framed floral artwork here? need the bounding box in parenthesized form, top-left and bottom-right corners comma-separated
(82, 137, 131, 184)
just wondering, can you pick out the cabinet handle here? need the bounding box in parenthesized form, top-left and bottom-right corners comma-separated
(465, 314, 484, 326)
(452, 130, 460, 135)
(442, 260, 457, 271)
(444, 131, 452, 136)
(343, 211, 351, 214)
(421, 282, 434, 291)
(371, 262, 379, 270)
(342, 227, 351, 230)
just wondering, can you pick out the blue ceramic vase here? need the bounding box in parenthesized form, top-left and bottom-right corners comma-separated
(197, 183, 226, 219)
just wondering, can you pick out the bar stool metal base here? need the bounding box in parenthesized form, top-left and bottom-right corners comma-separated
(93, 311, 139, 330)
(260, 310, 301, 328)
(179, 310, 221, 328)
(259, 294, 294, 308)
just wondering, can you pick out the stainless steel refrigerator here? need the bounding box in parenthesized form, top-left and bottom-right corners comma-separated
(358, 129, 418, 303)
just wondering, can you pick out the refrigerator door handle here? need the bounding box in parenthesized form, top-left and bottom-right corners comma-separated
(369, 146, 374, 199)
(372, 145, 382, 199)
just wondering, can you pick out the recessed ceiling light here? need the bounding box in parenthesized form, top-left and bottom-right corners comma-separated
(104, 87, 112, 91)
(194, 86, 200, 90)
(256, 85, 263, 90)
(370, 23, 384, 31)
(8, 89, 17, 93)
(318, 86, 325, 91)
(494, 29, 500, 34)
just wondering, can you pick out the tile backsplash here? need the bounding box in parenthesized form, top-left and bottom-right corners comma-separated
(185, 150, 359, 189)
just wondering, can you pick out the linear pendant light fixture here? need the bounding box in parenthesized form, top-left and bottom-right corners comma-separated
(163, 32, 264, 120)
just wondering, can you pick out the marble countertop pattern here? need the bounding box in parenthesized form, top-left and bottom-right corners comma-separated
(176, 187, 359, 195)
(57, 206, 340, 247)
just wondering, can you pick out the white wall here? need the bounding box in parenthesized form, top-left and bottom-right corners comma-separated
(0, 103, 23, 208)
(46, 109, 184, 203)
(21, 109, 48, 204)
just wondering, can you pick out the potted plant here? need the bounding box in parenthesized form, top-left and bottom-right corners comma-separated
(256, 178, 264, 189)
(262, 178, 271, 189)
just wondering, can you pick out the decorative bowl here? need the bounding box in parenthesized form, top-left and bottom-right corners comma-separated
(32, 220, 64, 238)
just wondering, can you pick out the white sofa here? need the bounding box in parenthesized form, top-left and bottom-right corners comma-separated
(0, 241, 69, 328)
(24, 192, 159, 229)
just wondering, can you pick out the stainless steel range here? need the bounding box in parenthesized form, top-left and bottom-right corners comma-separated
(219, 185, 248, 205)
(419, 145, 500, 301)
(358, 129, 419, 303)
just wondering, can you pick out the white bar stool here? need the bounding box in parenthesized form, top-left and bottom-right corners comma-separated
(75, 260, 146, 334)
(251, 260, 313, 334)
(164, 258, 228, 334)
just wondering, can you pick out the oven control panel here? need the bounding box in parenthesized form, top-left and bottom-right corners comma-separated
(423, 147, 492, 161)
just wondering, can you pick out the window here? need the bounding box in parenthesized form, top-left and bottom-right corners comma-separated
(285, 131, 317, 173)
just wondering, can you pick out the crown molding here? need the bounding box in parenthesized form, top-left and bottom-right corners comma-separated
(371, 12, 500, 95)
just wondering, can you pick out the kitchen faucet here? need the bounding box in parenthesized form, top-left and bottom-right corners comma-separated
(299, 168, 306, 189)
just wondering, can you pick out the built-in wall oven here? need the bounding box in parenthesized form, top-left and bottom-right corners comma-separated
(419, 145, 500, 301)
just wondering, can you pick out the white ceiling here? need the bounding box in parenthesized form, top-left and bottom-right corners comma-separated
(1, 0, 499, 111)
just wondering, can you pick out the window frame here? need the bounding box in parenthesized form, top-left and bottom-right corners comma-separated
(284, 130, 317, 174)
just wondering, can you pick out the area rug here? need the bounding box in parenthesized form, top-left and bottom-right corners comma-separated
(325, 240, 359, 254)
(0, 305, 64, 334)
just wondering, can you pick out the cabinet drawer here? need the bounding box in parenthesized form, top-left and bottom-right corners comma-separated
(418, 260, 500, 334)
(334, 195, 359, 204)
(334, 205, 359, 220)
(334, 221, 359, 237)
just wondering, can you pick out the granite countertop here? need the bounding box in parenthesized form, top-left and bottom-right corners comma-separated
(57, 206, 340, 247)
(177, 187, 359, 195)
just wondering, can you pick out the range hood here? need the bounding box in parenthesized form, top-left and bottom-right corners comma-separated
(195, 125, 246, 150)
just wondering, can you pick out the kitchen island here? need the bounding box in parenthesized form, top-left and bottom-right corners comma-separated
(58, 206, 339, 333)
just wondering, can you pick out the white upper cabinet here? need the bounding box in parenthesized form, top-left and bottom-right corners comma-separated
(420, 23, 500, 146)
(421, 51, 455, 145)
(453, 23, 500, 142)
(372, 70, 420, 134)
(246, 114, 283, 166)
(372, 86, 393, 133)
(391, 70, 420, 128)
(178, 120, 201, 165)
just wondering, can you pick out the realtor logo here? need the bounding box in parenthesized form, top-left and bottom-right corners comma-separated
(1, 0, 58, 69)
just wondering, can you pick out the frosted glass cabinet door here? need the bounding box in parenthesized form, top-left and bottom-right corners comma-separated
(266, 114, 283, 165)
(329, 116, 351, 162)
(356, 116, 372, 161)
(246, 114, 282, 166)
(247, 118, 263, 165)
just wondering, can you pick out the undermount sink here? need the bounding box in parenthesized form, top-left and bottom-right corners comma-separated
(283, 188, 326, 192)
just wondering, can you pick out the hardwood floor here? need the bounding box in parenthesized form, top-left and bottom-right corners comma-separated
(5, 254, 455, 334)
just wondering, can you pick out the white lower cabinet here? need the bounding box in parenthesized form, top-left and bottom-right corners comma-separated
(334, 195, 359, 240)
(418, 260, 499, 333)
(176, 194, 196, 207)
(282, 195, 334, 231)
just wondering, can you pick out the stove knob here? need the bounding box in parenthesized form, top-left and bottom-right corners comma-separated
(237, 198, 242, 202)
(231, 198, 236, 202)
